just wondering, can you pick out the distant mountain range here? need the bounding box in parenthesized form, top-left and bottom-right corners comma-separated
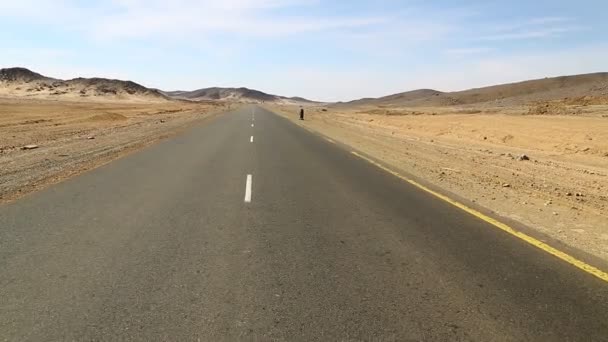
(0, 67, 167, 102)
(160, 87, 317, 104)
(339, 73, 608, 107)
(3, 67, 608, 106)
(0, 67, 318, 104)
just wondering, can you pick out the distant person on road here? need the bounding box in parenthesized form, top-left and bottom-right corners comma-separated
(299, 107, 304, 120)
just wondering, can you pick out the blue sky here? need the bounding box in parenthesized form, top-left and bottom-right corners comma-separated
(1, 0, 607, 101)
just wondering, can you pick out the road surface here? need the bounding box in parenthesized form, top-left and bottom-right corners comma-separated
(1, 106, 607, 341)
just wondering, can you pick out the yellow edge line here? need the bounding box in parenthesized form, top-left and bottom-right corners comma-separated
(351, 151, 608, 283)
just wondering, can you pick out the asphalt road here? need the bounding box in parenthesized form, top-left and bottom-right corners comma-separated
(1, 106, 607, 341)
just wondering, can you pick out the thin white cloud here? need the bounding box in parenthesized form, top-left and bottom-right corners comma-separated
(528, 16, 572, 25)
(476, 16, 584, 41)
(489, 16, 573, 32)
(444, 47, 494, 56)
(479, 26, 585, 41)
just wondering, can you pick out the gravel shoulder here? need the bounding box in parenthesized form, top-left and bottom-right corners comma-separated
(0, 98, 227, 203)
(269, 104, 608, 263)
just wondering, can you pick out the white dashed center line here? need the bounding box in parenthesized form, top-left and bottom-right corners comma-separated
(244, 174, 252, 203)
(250, 136, 254, 143)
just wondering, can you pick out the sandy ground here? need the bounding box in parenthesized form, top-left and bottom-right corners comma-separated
(269, 104, 608, 262)
(0, 97, 227, 203)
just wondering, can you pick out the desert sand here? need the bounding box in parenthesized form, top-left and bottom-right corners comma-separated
(0, 97, 225, 203)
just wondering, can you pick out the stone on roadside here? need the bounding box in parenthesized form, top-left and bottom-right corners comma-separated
(518, 154, 530, 161)
(22, 144, 39, 150)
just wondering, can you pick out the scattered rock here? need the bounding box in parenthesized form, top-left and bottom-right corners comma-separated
(87, 136, 95, 140)
(518, 154, 530, 161)
(576, 192, 584, 197)
(160, 119, 166, 123)
(441, 167, 461, 173)
(21, 144, 39, 150)
(566, 192, 573, 196)
(502, 183, 511, 188)
(544, 200, 552, 206)
(501, 134, 514, 143)
(553, 212, 558, 216)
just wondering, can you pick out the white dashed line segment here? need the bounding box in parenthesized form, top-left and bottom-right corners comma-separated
(244, 174, 252, 203)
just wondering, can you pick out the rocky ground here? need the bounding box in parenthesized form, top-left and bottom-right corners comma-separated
(270, 104, 608, 263)
(0, 98, 226, 203)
